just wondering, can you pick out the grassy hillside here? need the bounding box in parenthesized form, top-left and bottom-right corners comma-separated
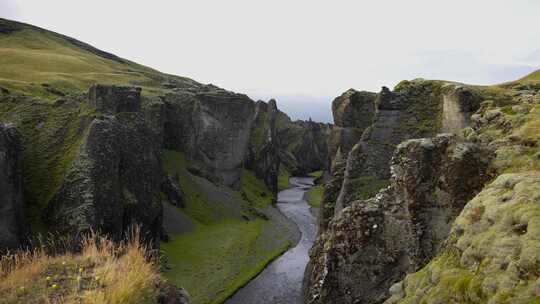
(0, 18, 198, 99)
(515, 69, 540, 85)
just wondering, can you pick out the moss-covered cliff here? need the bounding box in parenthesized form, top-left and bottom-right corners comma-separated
(307, 71, 540, 304)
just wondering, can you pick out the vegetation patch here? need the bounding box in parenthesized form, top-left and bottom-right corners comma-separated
(0, 20, 195, 99)
(0, 232, 161, 304)
(162, 150, 218, 224)
(0, 98, 97, 232)
(354, 176, 390, 201)
(278, 167, 291, 191)
(306, 185, 323, 207)
(162, 220, 289, 304)
(241, 169, 273, 209)
(308, 170, 323, 179)
(162, 150, 292, 304)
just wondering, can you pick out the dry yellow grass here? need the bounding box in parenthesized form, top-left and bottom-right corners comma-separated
(0, 230, 161, 304)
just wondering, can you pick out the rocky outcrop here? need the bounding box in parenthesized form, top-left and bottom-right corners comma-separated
(158, 85, 255, 189)
(0, 123, 24, 250)
(305, 134, 493, 304)
(46, 86, 163, 245)
(318, 148, 347, 231)
(380, 83, 540, 304)
(322, 81, 483, 228)
(276, 112, 331, 176)
(246, 99, 280, 195)
(89, 84, 142, 114)
(386, 172, 540, 303)
(327, 90, 377, 166)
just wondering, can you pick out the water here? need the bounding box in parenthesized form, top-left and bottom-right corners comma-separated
(226, 177, 318, 304)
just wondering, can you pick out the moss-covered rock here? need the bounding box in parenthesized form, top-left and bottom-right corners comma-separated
(305, 135, 492, 304)
(387, 172, 540, 304)
(46, 87, 163, 246)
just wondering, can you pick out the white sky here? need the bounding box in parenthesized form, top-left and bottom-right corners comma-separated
(1, 0, 540, 122)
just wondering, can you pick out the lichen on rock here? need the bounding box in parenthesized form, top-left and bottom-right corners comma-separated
(305, 134, 492, 304)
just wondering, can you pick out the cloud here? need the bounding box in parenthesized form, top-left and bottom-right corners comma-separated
(2, 0, 540, 120)
(0, 0, 19, 19)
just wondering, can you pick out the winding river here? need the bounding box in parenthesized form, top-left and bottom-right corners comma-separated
(226, 177, 318, 304)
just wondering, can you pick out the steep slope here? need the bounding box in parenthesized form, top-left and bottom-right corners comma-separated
(0, 123, 24, 251)
(276, 110, 331, 177)
(0, 18, 198, 99)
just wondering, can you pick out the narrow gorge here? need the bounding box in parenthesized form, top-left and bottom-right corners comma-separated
(1, 15, 540, 304)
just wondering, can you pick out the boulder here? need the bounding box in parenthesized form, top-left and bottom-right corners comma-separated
(0, 123, 24, 251)
(157, 281, 191, 304)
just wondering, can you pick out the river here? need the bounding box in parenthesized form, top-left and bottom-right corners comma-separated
(226, 177, 318, 304)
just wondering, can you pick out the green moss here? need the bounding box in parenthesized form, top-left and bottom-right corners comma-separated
(354, 176, 390, 200)
(0, 99, 96, 231)
(162, 150, 218, 224)
(249, 110, 269, 155)
(306, 185, 323, 207)
(162, 151, 294, 303)
(162, 220, 290, 304)
(240, 169, 273, 209)
(278, 167, 291, 191)
(308, 170, 323, 179)
(501, 105, 517, 116)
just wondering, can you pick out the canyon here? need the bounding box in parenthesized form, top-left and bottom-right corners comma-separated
(1, 16, 540, 304)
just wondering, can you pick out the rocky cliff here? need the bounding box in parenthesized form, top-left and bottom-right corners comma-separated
(384, 82, 540, 303)
(307, 76, 540, 303)
(46, 85, 163, 245)
(0, 123, 24, 250)
(158, 85, 256, 190)
(246, 99, 280, 195)
(276, 111, 331, 176)
(319, 80, 482, 231)
(305, 134, 492, 304)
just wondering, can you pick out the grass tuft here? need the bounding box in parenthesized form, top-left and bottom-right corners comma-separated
(0, 228, 162, 304)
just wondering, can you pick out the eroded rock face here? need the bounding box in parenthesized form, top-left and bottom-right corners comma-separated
(305, 135, 493, 304)
(246, 99, 280, 195)
(89, 84, 141, 114)
(160, 85, 255, 189)
(0, 123, 24, 250)
(328, 90, 376, 164)
(276, 112, 331, 176)
(330, 81, 484, 219)
(47, 87, 163, 246)
(386, 172, 540, 304)
(319, 148, 347, 231)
